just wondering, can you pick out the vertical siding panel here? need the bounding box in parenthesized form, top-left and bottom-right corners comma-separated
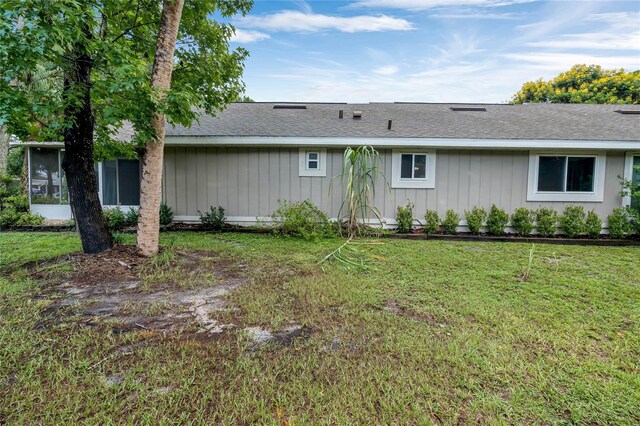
(478, 151, 493, 211)
(186, 148, 201, 216)
(268, 149, 280, 215)
(509, 153, 520, 212)
(258, 149, 270, 217)
(436, 150, 448, 215)
(449, 150, 461, 213)
(174, 148, 187, 216)
(457, 151, 470, 211)
(240, 148, 252, 216)
(164, 147, 176, 208)
(229, 147, 240, 216)
(194, 147, 208, 214)
(330, 149, 343, 218)
(291, 149, 301, 203)
(384, 149, 394, 219)
(217, 148, 229, 213)
(205, 147, 214, 210)
(278, 149, 290, 207)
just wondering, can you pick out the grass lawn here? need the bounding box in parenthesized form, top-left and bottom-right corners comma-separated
(1, 232, 638, 424)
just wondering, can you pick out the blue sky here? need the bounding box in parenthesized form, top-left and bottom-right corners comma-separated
(227, 0, 640, 103)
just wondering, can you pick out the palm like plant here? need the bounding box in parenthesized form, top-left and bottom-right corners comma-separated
(336, 145, 386, 237)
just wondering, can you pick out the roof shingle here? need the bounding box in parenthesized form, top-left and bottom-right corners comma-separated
(166, 102, 640, 141)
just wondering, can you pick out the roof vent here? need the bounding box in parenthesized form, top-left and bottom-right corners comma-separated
(273, 104, 307, 110)
(614, 110, 640, 115)
(339, 110, 344, 119)
(353, 110, 363, 119)
(450, 107, 486, 112)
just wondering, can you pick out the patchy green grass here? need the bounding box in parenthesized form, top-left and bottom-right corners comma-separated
(1, 232, 639, 424)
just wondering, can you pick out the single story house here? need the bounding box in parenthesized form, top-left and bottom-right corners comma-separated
(20, 102, 640, 231)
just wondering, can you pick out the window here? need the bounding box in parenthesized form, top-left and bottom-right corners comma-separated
(306, 152, 319, 170)
(29, 148, 68, 205)
(298, 148, 327, 177)
(392, 150, 436, 189)
(100, 159, 140, 205)
(400, 154, 427, 179)
(527, 152, 605, 202)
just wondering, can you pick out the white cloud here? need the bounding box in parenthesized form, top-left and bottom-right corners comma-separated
(372, 65, 399, 75)
(526, 11, 640, 51)
(527, 33, 640, 51)
(236, 10, 414, 33)
(431, 11, 521, 19)
(502, 52, 640, 71)
(230, 29, 270, 43)
(351, 0, 533, 11)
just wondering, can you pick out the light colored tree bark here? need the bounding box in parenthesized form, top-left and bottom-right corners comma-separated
(0, 126, 9, 174)
(137, 0, 184, 256)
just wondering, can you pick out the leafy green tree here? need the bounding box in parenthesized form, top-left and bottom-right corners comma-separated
(512, 64, 640, 104)
(0, 0, 252, 253)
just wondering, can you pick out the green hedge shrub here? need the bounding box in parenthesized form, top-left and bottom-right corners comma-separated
(272, 200, 333, 239)
(199, 206, 226, 231)
(536, 208, 557, 237)
(511, 208, 534, 236)
(125, 207, 138, 227)
(423, 209, 440, 235)
(607, 208, 631, 238)
(160, 203, 174, 226)
(441, 209, 460, 235)
(560, 205, 586, 238)
(486, 204, 509, 235)
(396, 202, 414, 233)
(465, 206, 486, 235)
(103, 207, 126, 231)
(628, 208, 640, 235)
(584, 210, 602, 239)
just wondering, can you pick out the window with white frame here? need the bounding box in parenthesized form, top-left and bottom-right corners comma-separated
(391, 150, 436, 189)
(527, 152, 606, 202)
(298, 148, 326, 177)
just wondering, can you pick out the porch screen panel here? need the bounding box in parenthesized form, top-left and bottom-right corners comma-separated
(102, 160, 118, 205)
(118, 159, 140, 205)
(30, 148, 61, 204)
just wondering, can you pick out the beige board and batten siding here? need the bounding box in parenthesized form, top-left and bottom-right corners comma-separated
(162, 147, 625, 223)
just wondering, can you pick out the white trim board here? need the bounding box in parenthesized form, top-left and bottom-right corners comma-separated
(14, 138, 640, 150)
(165, 136, 640, 151)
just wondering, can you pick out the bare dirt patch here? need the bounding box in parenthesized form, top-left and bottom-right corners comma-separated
(35, 246, 251, 337)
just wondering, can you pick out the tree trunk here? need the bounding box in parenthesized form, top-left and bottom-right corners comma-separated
(0, 126, 9, 174)
(137, 0, 184, 257)
(61, 45, 113, 254)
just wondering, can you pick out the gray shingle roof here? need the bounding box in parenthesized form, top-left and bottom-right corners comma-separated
(166, 102, 640, 141)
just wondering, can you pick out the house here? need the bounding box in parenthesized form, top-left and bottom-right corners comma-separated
(20, 102, 640, 231)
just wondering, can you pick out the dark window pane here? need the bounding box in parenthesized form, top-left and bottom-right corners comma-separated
(566, 157, 595, 192)
(537, 156, 565, 192)
(308, 160, 318, 169)
(118, 159, 140, 205)
(631, 156, 639, 210)
(414, 155, 426, 179)
(308, 152, 318, 160)
(30, 148, 60, 204)
(102, 160, 118, 205)
(400, 154, 413, 179)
